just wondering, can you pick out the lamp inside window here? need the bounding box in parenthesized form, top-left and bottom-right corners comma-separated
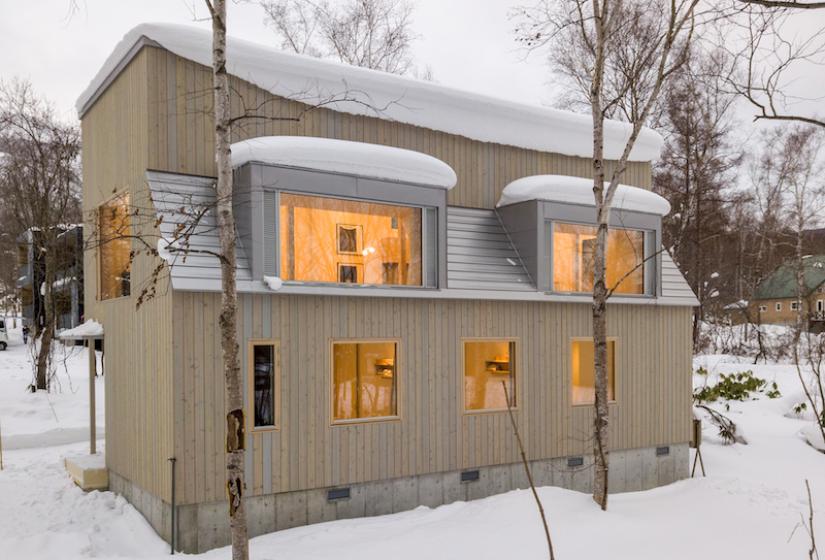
(280, 193, 423, 286)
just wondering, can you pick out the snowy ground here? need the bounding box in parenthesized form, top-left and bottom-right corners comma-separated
(0, 324, 823, 559)
(0, 324, 104, 449)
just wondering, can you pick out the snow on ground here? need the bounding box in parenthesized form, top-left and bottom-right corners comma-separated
(0, 322, 823, 559)
(0, 324, 104, 449)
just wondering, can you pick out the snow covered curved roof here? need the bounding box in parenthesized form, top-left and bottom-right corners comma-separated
(498, 175, 671, 216)
(76, 23, 663, 162)
(231, 136, 457, 188)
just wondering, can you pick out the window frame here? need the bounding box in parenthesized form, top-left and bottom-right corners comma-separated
(758, 304, 767, 313)
(329, 337, 402, 426)
(548, 219, 655, 298)
(776, 302, 782, 311)
(96, 191, 133, 302)
(460, 337, 520, 415)
(276, 190, 438, 290)
(570, 336, 619, 408)
(246, 339, 281, 433)
(791, 301, 800, 311)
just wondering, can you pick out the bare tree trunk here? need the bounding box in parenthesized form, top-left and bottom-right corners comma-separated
(35, 252, 55, 390)
(206, 1, 249, 558)
(590, 0, 610, 511)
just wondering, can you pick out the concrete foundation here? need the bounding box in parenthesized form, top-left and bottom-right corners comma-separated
(112, 443, 689, 553)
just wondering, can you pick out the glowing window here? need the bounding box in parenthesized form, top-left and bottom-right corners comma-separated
(463, 340, 516, 412)
(571, 339, 616, 405)
(98, 194, 132, 300)
(552, 222, 646, 295)
(279, 193, 423, 286)
(332, 341, 398, 422)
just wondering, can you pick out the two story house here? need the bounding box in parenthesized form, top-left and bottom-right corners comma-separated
(77, 23, 697, 553)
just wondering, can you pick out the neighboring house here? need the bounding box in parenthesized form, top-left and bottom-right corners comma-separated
(16, 225, 84, 331)
(78, 23, 698, 553)
(721, 300, 749, 325)
(750, 255, 825, 326)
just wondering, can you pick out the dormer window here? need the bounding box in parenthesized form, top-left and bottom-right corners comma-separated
(279, 193, 425, 287)
(552, 222, 647, 295)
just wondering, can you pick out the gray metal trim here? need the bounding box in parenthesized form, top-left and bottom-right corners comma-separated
(169, 276, 697, 305)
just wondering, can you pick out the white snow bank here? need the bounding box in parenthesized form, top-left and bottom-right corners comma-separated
(76, 23, 663, 162)
(263, 275, 283, 291)
(58, 320, 103, 339)
(802, 423, 825, 452)
(498, 174, 671, 216)
(232, 136, 458, 188)
(65, 452, 106, 470)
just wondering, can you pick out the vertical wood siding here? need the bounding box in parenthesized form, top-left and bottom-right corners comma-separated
(172, 293, 692, 505)
(82, 50, 175, 502)
(81, 45, 686, 509)
(143, 47, 652, 209)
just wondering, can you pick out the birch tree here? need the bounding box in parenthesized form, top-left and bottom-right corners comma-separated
(779, 126, 825, 446)
(202, 2, 249, 558)
(723, 1, 825, 128)
(514, 0, 702, 509)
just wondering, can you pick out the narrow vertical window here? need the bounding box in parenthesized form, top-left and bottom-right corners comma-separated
(571, 339, 616, 405)
(250, 342, 278, 429)
(98, 193, 132, 300)
(463, 340, 516, 412)
(332, 341, 398, 422)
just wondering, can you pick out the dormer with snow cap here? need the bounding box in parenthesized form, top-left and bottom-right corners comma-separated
(232, 136, 455, 291)
(496, 175, 678, 303)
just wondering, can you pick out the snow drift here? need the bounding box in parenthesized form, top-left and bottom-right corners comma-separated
(76, 23, 663, 162)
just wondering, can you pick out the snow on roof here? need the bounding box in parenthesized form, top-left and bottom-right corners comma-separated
(76, 23, 663, 162)
(232, 136, 457, 188)
(723, 300, 748, 310)
(497, 174, 671, 216)
(58, 320, 104, 340)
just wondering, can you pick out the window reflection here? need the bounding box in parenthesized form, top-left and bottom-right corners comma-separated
(280, 193, 422, 286)
(553, 222, 645, 295)
(463, 340, 516, 411)
(332, 341, 398, 421)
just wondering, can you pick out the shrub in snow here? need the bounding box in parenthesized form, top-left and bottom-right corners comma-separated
(693, 370, 780, 407)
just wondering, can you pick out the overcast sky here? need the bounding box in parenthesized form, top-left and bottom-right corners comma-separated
(0, 0, 553, 122)
(0, 0, 822, 137)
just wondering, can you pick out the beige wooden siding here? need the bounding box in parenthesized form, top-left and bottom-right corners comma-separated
(82, 49, 175, 502)
(143, 47, 652, 210)
(172, 293, 692, 505)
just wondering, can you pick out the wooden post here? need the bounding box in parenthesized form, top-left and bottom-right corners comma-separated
(89, 339, 96, 455)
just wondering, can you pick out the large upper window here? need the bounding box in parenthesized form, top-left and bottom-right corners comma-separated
(332, 341, 398, 423)
(571, 338, 616, 405)
(552, 222, 646, 295)
(463, 340, 516, 412)
(98, 194, 132, 300)
(280, 193, 422, 286)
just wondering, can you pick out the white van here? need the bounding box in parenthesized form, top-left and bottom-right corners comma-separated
(0, 318, 8, 351)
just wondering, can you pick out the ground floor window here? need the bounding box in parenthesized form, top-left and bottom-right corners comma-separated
(463, 340, 516, 412)
(758, 304, 767, 313)
(791, 301, 800, 311)
(249, 341, 279, 429)
(571, 338, 616, 405)
(332, 340, 398, 422)
(776, 302, 782, 311)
